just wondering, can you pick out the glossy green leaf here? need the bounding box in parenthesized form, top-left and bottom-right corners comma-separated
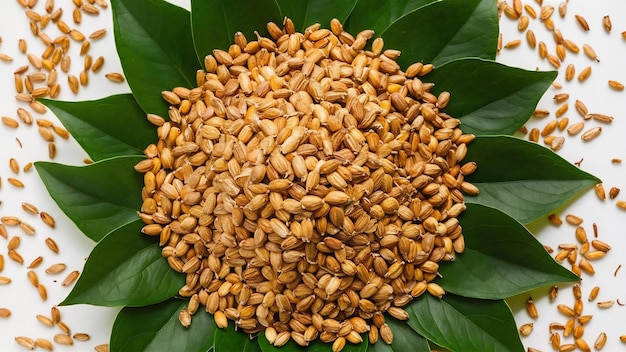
(258, 330, 367, 352)
(464, 135, 600, 224)
(191, 0, 282, 63)
(345, 0, 437, 35)
(438, 204, 579, 299)
(35, 156, 144, 242)
(423, 58, 556, 135)
(214, 325, 261, 352)
(40, 95, 153, 162)
(380, 0, 498, 68)
(62, 219, 184, 306)
(275, 0, 358, 32)
(406, 294, 523, 352)
(111, 0, 199, 116)
(111, 298, 216, 352)
(368, 316, 430, 352)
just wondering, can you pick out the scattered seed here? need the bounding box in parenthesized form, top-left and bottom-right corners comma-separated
(72, 333, 90, 341)
(595, 184, 606, 199)
(0, 308, 11, 317)
(105, 72, 125, 83)
(608, 80, 624, 91)
(45, 263, 67, 274)
(582, 44, 599, 62)
(27, 256, 43, 269)
(8, 178, 25, 188)
(603, 15, 612, 32)
(35, 338, 53, 351)
(575, 14, 590, 31)
(37, 284, 48, 301)
(526, 297, 538, 319)
(62, 270, 80, 286)
(53, 334, 73, 345)
(15, 336, 36, 350)
(40, 212, 56, 228)
(504, 39, 521, 49)
(614, 264, 622, 277)
(526, 30, 536, 48)
(89, 28, 107, 40)
(548, 213, 562, 225)
(578, 66, 592, 82)
(617, 200, 626, 210)
(519, 323, 533, 336)
(597, 300, 614, 308)
(581, 126, 602, 141)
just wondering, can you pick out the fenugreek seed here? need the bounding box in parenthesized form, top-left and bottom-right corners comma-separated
(594, 332, 607, 350)
(37, 284, 48, 300)
(581, 126, 601, 142)
(53, 334, 72, 345)
(45, 263, 66, 274)
(62, 270, 80, 286)
(575, 14, 590, 31)
(582, 44, 599, 62)
(105, 72, 125, 83)
(15, 336, 36, 349)
(92, 56, 104, 72)
(35, 338, 53, 351)
(519, 323, 533, 336)
(0, 308, 11, 317)
(68, 75, 79, 93)
(8, 178, 24, 188)
(578, 66, 592, 82)
(525, 30, 536, 48)
(504, 39, 521, 49)
(28, 256, 43, 269)
(548, 213, 562, 225)
(609, 80, 624, 91)
(40, 212, 56, 228)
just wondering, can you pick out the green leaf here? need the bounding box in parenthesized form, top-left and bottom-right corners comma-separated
(35, 156, 144, 242)
(40, 95, 154, 162)
(191, 0, 282, 63)
(464, 135, 600, 224)
(258, 330, 368, 352)
(438, 204, 579, 299)
(345, 0, 437, 35)
(406, 294, 524, 352)
(214, 325, 261, 352)
(275, 0, 358, 31)
(380, 0, 498, 68)
(111, 0, 199, 116)
(62, 219, 184, 306)
(369, 316, 430, 352)
(111, 298, 216, 352)
(423, 58, 556, 135)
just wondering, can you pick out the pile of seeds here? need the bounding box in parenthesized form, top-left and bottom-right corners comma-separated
(136, 17, 477, 349)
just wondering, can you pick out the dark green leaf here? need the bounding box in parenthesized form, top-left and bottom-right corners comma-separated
(111, 298, 216, 352)
(369, 316, 430, 352)
(380, 0, 498, 68)
(62, 219, 183, 306)
(111, 0, 199, 116)
(438, 204, 579, 299)
(40, 95, 153, 162)
(258, 330, 367, 352)
(214, 325, 261, 352)
(406, 294, 523, 352)
(423, 58, 556, 135)
(464, 135, 600, 224)
(35, 156, 144, 242)
(275, 0, 358, 32)
(345, 0, 437, 35)
(191, 0, 282, 63)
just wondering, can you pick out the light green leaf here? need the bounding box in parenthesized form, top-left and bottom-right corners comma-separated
(380, 0, 498, 68)
(464, 135, 600, 224)
(40, 95, 153, 162)
(35, 156, 144, 242)
(438, 204, 579, 299)
(345, 0, 437, 35)
(276, 0, 358, 32)
(406, 294, 524, 352)
(111, 0, 200, 116)
(423, 58, 556, 135)
(111, 298, 216, 352)
(61, 219, 184, 306)
(191, 0, 282, 63)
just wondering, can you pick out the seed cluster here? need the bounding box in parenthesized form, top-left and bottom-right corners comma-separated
(136, 17, 476, 349)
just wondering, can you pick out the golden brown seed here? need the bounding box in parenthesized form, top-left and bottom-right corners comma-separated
(519, 323, 533, 336)
(603, 15, 612, 32)
(62, 270, 80, 286)
(575, 14, 590, 31)
(504, 40, 521, 49)
(53, 334, 73, 345)
(582, 44, 599, 62)
(525, 30, 536, 48)
(105, 72, 125, 83)
(578, 66, 592, 82)
(609, 80, 624, 91)
(35, 338, 54, 351)
(581, 127, 601, 142)
(28, 256, 43, 269)
(68, 74, 79, 93)
(548, 213, 562, 225)
(594, 332, 607, 350)
(15, 336, 36, 349)
(0, 308, 11, 317)
(526, 297, 538, 319)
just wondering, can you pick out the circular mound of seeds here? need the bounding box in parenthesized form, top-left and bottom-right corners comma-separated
(136, 17, 478, 350)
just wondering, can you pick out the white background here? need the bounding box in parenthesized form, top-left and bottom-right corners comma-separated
(0, 0, 625, 351)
